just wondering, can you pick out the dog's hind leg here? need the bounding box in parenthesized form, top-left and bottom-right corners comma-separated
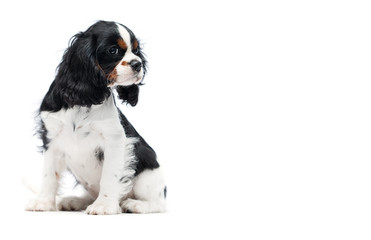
(57, 191, 95, 211)
(121, 168, 166, 213)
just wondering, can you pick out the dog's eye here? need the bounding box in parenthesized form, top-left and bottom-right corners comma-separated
(133, 48, 139, 54)
(108, 47, 119, 55)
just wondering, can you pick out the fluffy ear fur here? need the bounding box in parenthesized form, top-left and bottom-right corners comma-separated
(58, 32, 110, 107)
(116, 85, 140, 106)
(40, 30, 110, 112)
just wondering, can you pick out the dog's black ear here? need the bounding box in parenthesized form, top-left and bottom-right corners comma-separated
(116, 85, 140, 106)
(53, 30, 110, 108)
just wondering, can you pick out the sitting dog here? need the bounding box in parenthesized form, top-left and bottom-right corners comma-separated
(26, 20, 166, 214)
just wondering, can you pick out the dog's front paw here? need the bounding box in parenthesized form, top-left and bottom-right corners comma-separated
(25, 198, 56, 212)
(86, 198, 121, 215)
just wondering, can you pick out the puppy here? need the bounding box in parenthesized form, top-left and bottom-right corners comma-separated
(26, 20, 166, 214)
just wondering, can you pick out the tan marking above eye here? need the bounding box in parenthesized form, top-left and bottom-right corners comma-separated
(117, 39, 127, 49)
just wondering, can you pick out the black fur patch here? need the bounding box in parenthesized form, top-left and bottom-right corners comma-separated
(117, 84, 140, 106)
(94, 147, 104, 162)
(36, 118, 50, 151)
(118, 110, 160, 176)
(164, 186, 167, 199)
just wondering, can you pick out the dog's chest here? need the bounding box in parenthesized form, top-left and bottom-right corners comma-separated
(41, 99, 125, 194)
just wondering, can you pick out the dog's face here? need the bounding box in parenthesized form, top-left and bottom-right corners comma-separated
(91, 22, 146, 87)
(53, 21, 147, 108)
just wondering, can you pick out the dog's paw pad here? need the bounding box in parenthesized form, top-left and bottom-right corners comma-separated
(25, 198, 56, 212)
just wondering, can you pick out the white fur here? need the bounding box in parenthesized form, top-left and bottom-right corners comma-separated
(26, 93, 166, 214)
(122, 168, 167, 213)
(57, 192, 94, 211)
(56, 168, 167, 213)
(26, 94, 135, 214)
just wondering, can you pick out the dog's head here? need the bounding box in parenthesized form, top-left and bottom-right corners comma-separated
(55, 21, 147, 107)
(92, 21, 147, 87)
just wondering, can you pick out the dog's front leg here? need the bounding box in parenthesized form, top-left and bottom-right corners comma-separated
(26, 150, 64, 211)
(86, 138, 135, 215)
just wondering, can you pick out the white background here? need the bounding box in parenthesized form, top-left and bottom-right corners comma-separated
(0, 0, 370, 239)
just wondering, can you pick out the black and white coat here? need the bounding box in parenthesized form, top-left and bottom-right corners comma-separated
(26, 21, 166, 214)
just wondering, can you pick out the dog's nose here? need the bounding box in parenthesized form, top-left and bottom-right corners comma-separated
(130, 60, 142, 72)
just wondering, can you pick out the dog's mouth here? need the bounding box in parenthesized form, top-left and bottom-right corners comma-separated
(107, 72, 142, 87)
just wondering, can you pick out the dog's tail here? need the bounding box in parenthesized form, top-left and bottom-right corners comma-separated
(22, 177, 40, 195)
